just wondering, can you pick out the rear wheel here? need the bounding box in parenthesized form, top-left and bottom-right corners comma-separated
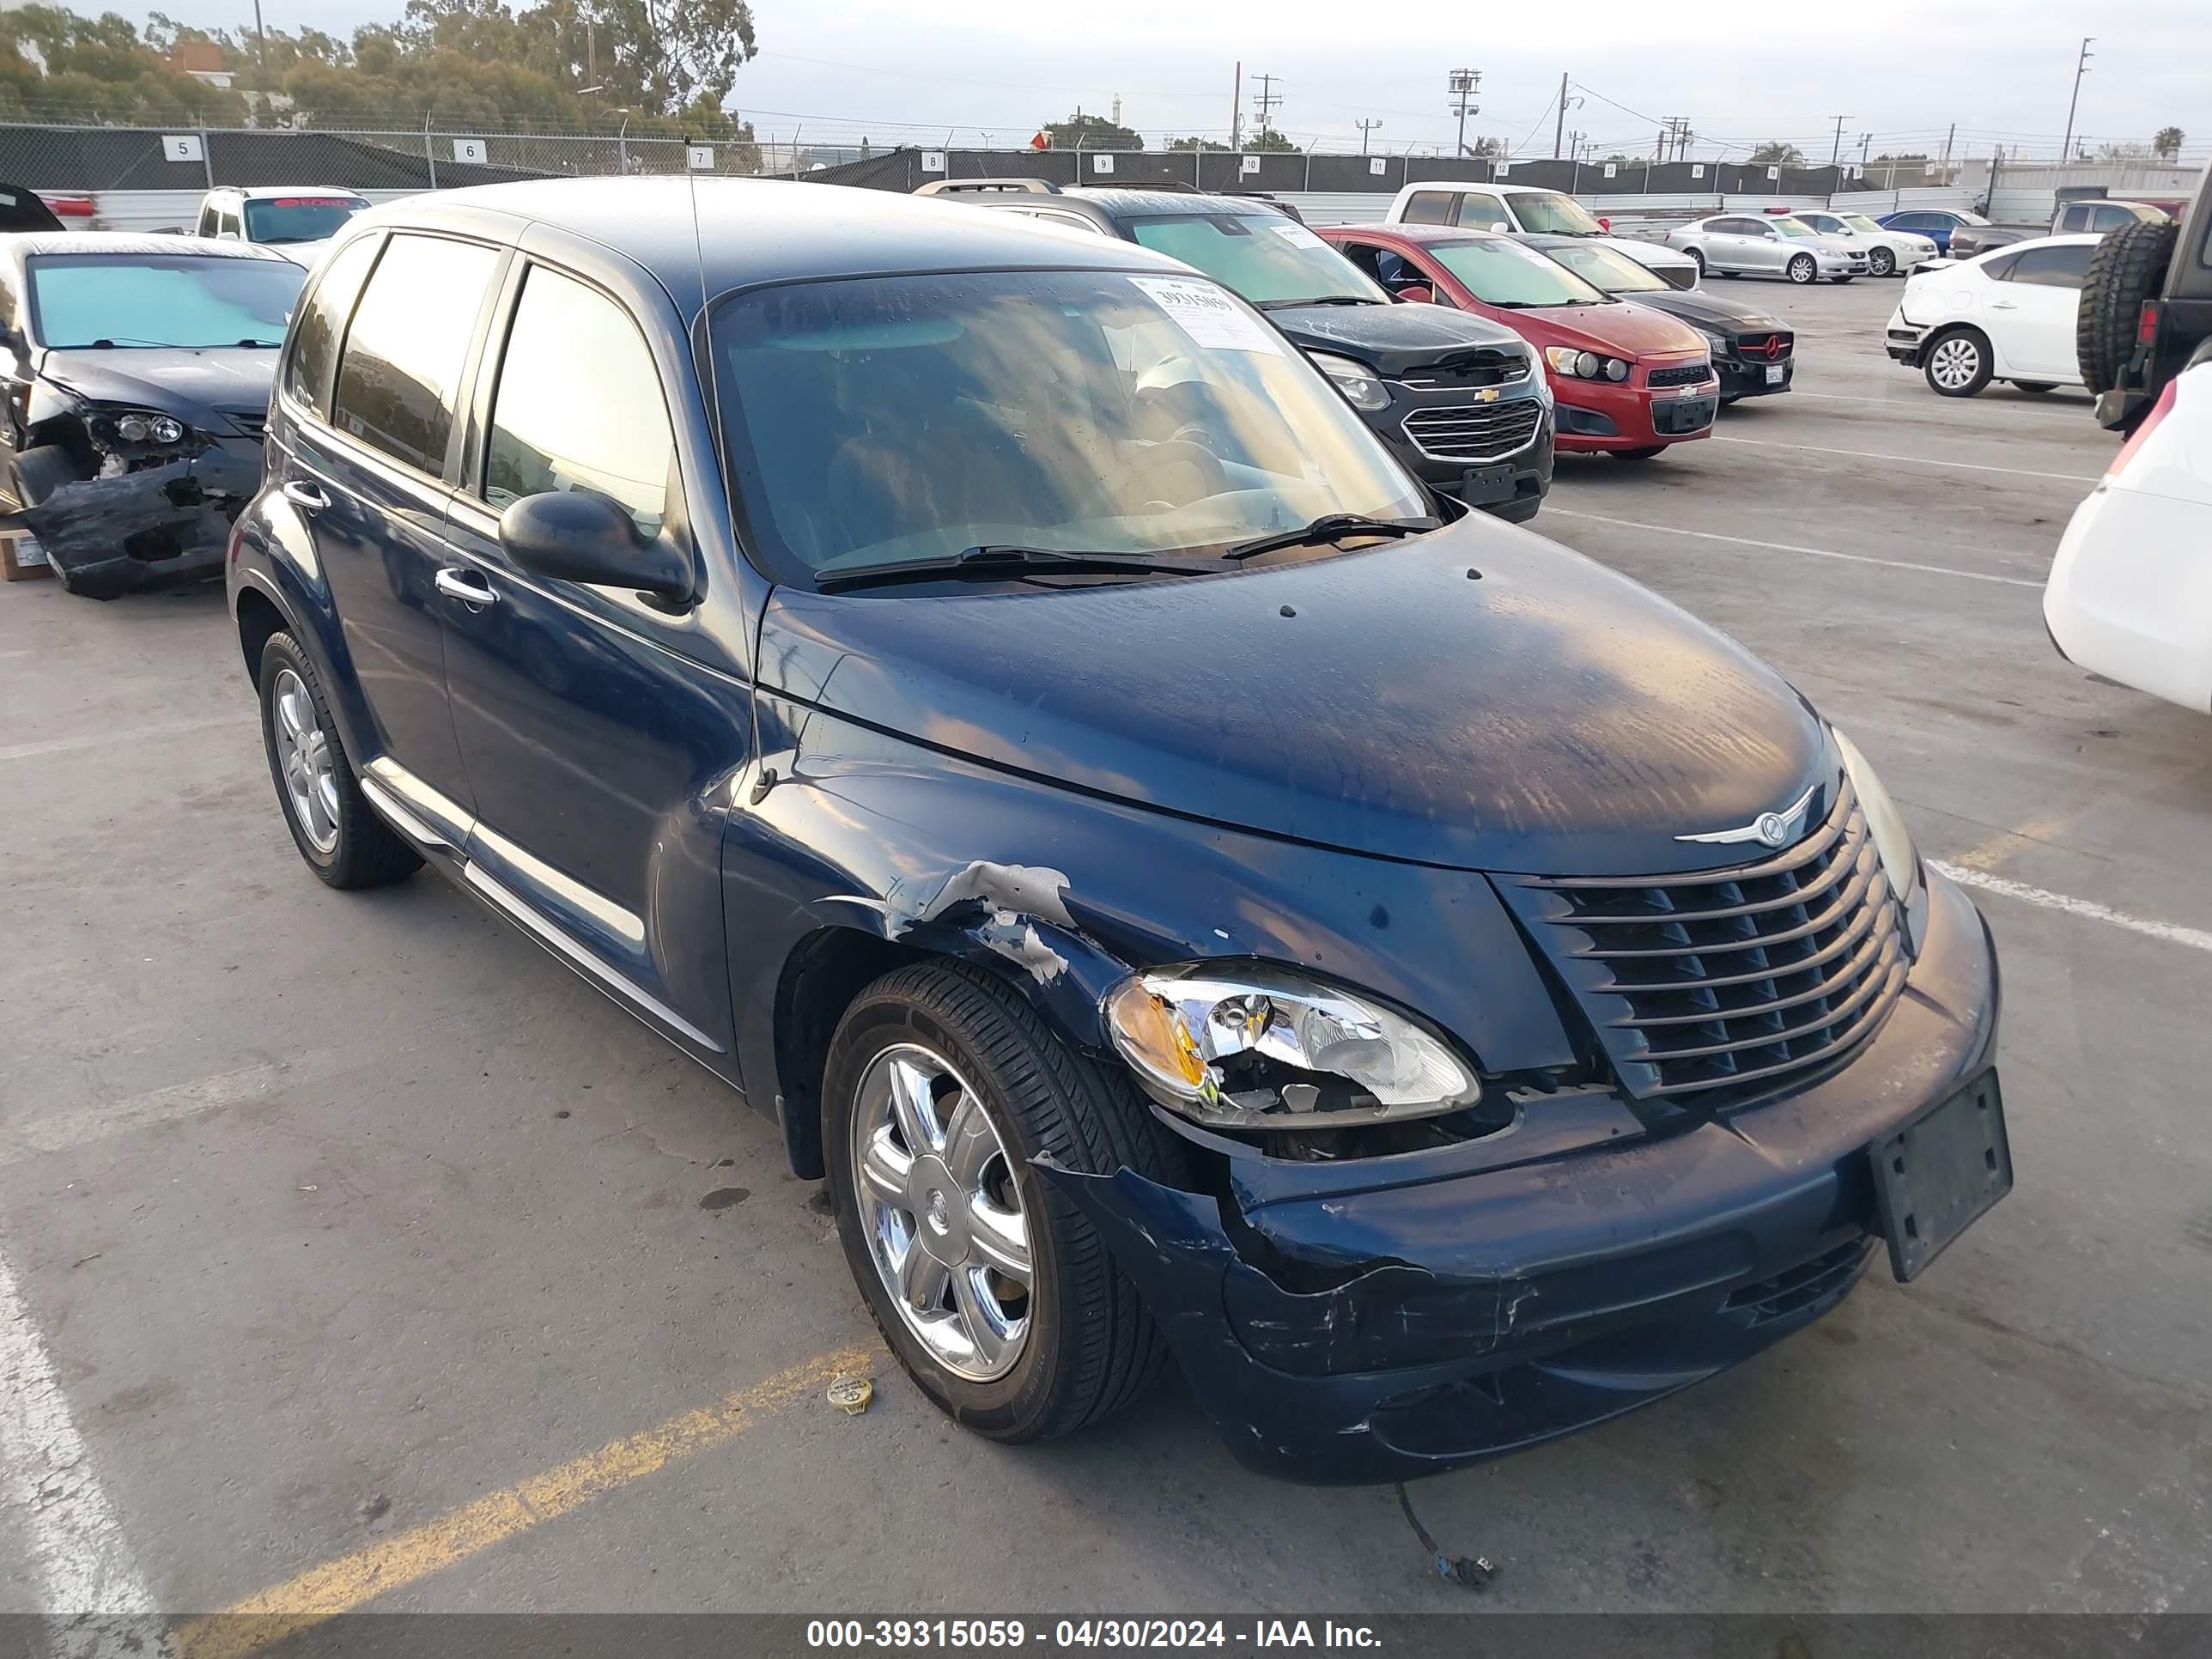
(1869, 246, 1897, 277)
(2076, 218, 2179, 393)
(1686, 247, 1706, 278)
(1827, 274, 1856, 284)
(1786, 253, 1819, 285)
(2013, 381, 2057, 394)
(1923, 328, 1992, 397)
(257, 632, 422, 889)
(823, 962, 1184, 1443)
(1611, 446, 1666, 461)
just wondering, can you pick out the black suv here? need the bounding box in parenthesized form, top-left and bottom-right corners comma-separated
(916, 179, 1553, 522)
(2080, 165, 2212, 431)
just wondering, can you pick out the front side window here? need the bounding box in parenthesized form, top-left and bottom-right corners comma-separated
(1771, 218, 1820, 240)
(709, 267, 1425, 584)
(1126, 214, 1383, 306)
(197, 201, 219, 235)
(2003, 243, 2093, 289)
(1401, 191, 1456, 224)
(2087, 205, 2135, 232)
(1505, 191, 1603, 234)
(1426, 238, 1608, 307)
(484, 266, 674, 538)
(26, 253, 303, 349)
(1841, 215, 1887, 234)
(332, 234, 499, 474)
(283, 234, 380, 417)
(217, 208, 241, 237)
(1455, 192, 1508, 229)
(245, 196, 367, 246)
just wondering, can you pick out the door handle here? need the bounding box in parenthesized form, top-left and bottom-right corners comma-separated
(282, 480, 329, 511)
(434, 567, 500, 606)
(1990, 300, 2019, 310)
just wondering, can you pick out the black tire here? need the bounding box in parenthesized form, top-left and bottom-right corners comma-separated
(256, 631, 422, 889)
(1827, 274, 1856, 284)
(9, 444, 81, 508)
(1923, 327, 1993, 398)
(1786, 253, 1818, 285)
(823, 961, 1185, 1443)
(1685, 247, 1706, 279)
(2077, 218, 2179, 394)
(1610, 446, 1666, 461)
(1869, 246, 1896, 277)
(2013, 381, 2057, 394)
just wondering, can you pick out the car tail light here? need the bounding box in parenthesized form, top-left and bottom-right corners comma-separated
(2136, 300, 2161, 347)
(45, 194, 94, 219)
(2107, 376, 2178, 478)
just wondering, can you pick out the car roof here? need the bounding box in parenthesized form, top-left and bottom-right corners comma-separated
(1060, 187, 1280, 218)
(1334, 222, 1511, 247)
(3, 233, 297, 261)
(362, 178, 1185, 310)
(224, 185, 369, 200)
(1976, 232, 2102, 253)
(1398, 179, 1565, 198)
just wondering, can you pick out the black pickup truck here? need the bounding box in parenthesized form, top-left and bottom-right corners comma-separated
(2078, 167, 2212, 432)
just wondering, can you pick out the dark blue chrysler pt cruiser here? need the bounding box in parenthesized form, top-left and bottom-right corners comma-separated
(228, 179, 2008, 1483)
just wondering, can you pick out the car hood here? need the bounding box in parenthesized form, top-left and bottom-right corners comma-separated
(1595, 236, 1696, 270)
(1616, 289, 1785, 335)
(37, 348, 276, 428)
(1511, 301, 1709, 358)
(757, 518, 1828, 877)
(1266, 301, 1530, 378)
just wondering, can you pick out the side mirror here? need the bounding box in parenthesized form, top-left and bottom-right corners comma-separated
(1393, 283, 1435, 305)
(1488, 220, 1510, 234)
(499, 490, 692, 603)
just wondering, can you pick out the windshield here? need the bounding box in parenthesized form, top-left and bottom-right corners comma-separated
(1126, 214, 1383, 306)
(1538, 241, 1668, 293)
(242, 196, 365, 245)
(1841, 214, 1887, 234)
(27, 254, 305, 349)
(1426, 238, 1608, 307)
(709, 268, 1426, 584)
(1957, 211, 1992, 226)
(1509, 191, 1605, 234)
(1771, 218, 1820, 240)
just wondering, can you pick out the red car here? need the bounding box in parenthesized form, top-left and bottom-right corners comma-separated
(1320, 223, 1719, 459)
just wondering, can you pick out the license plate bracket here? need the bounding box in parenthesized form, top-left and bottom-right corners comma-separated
(1869, 1069, 2011, 1282)
(1455, 463, 1516, 505)
(1765, 364, 1786, 385)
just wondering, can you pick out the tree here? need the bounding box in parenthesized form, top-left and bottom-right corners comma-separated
(1466, 134, 1503, 160)
(1166, 135, 1228, 152)
(2154, 126, 2185, 159)
(2094, 142, 2151, 161)
(1045, 111, 1141, 150)
(1747, 141, 1805, 166)
(0, 5, 246, 120)
(1243, 126, 1297, 153)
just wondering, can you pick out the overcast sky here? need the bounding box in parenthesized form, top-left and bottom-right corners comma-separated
(155, 0, 2209, 162)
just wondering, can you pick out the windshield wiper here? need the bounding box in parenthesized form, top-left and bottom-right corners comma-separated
(234, 338, 281, 348)
(1255, 295, 1376, 309)
(1222, 513, 1436, 562)
(814, 544, 1213, 592)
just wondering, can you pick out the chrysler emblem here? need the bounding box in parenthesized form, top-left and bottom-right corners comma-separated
(1677, 784, 1818, 848)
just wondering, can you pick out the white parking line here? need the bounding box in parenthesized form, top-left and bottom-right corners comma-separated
(1786, 389, 2089, 420)
(1543, 508, 2045, 588)
(1706, 434, 2100, 483)
(0, 716, 247, 766)
(0, 1241, 167, 1638)
(1930, 861, 2212, 957)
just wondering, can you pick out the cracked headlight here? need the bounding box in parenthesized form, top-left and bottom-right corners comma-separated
(1307, 351, 1391, 413)
(1103, 963, 1480, 1129)
(96, 407, 194, 450)
(1833, 727, 1923, 926)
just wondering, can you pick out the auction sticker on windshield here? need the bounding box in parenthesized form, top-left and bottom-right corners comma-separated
(1129, 276, 1284, 354)
(1272, 222, 1328, 250)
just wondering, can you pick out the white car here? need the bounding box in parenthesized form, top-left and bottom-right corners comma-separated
(191, 186, 369, 268)
(1654, 214, 1868, 284)
(2044, 362, 2212, 714)
(1883, 234, 2095, 397)
(1790, 210, 1939, 277)
(1383, 179, 1703, 289)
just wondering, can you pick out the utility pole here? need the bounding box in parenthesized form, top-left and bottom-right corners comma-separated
(1858, 132, 1872, 173)
(1447, 68, 1480, 159)
(1251, 73, 1283, 142)
(1828, 114, 1852, 169)
(1658, 117, 1691, 162)
(1553, 70, 1568, 159)
(1356, 118, 1382, 155)
(251, 0, 266, 71)
(2061, 37, 2094, 161)
(1111, 94, 1121, 126)
(1230, 61, 1241, 151)
(1942, 121, 1955, 167)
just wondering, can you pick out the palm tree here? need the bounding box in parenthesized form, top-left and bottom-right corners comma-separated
(2153, 126, 2185, 160)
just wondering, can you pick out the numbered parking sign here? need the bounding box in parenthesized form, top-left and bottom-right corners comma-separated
(1368, 155, 1386, 176)
(1691, 163, 1705, 179)
(921, 150, 946, 173)
(162, 134, 204, 163)
(1766, 164, 1781, 179)
(1495, 161, 1510, 177)
(1602, 161, 1617, 179)
(1091, 153, 1114, 174)
(687, 145, 714, 170)
(1240, 155, 1260, 175)
(452, 138, 487, 163)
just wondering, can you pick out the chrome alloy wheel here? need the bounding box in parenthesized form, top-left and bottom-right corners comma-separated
(849, 1043, 1033, 1381)
(271, 666, 340, 854)
(1928, 336, 1982, 391)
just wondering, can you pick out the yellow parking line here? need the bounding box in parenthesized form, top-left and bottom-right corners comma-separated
(173, 1345, 874, 1659)
(1951, 812, 2075, 872)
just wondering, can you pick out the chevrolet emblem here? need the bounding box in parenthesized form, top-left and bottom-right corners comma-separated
(1475, 386, 1500, 402)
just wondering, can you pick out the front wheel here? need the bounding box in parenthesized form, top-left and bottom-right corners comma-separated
(1923, 329, 1992, 397)
(1869, 246, 1896, 277)
(1686, 247, 1706, 277)
(1828, 274, 1856, 284)
(824, 962, 1183, 1442)
(1786, 253, 1818, 285)
(2013, 381, 2057, 394)
(1611, 446, 1667, 461)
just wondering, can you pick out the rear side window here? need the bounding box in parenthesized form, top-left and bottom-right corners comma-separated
(1402, 191, 1456, 224)
(2005, 244, 2093, 289)
(283, 235, 380, 419)
(483, 266, 674, 538)
(332, 234, 499, 475)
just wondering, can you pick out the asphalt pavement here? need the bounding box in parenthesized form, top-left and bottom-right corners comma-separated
(1, 271, 2206, 1628)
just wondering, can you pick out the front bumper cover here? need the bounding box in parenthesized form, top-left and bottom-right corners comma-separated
(1042, 870, 2000, 1483)
(20, 441, 261, 598)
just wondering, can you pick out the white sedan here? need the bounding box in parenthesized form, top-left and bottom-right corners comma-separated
(1790, 210, 1939, 277)
(1883, 234, 2096, 397)
(2044, 362, 2212, 715)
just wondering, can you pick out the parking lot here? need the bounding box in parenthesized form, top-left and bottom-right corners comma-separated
(2, 270, 2207, 1627)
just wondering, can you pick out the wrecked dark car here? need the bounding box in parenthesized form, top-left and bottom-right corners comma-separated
(3, 235, 304, 598)
(228, 179, 2008, 1484)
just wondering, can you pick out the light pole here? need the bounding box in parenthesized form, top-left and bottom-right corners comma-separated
(1356, 118, 1382, 155)
(2061, 37, 2094, 161)
(1447, 68, 1480, 160)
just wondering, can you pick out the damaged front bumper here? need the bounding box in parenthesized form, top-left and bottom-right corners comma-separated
(21, 441, 262, 598)
(1041, 872, 1999, 1483)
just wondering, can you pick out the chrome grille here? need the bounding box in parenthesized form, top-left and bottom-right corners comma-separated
(1502, 777, 1908, 1110)
(1398, 356, 1532, 391)
(1401, 399, 1543, 463)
